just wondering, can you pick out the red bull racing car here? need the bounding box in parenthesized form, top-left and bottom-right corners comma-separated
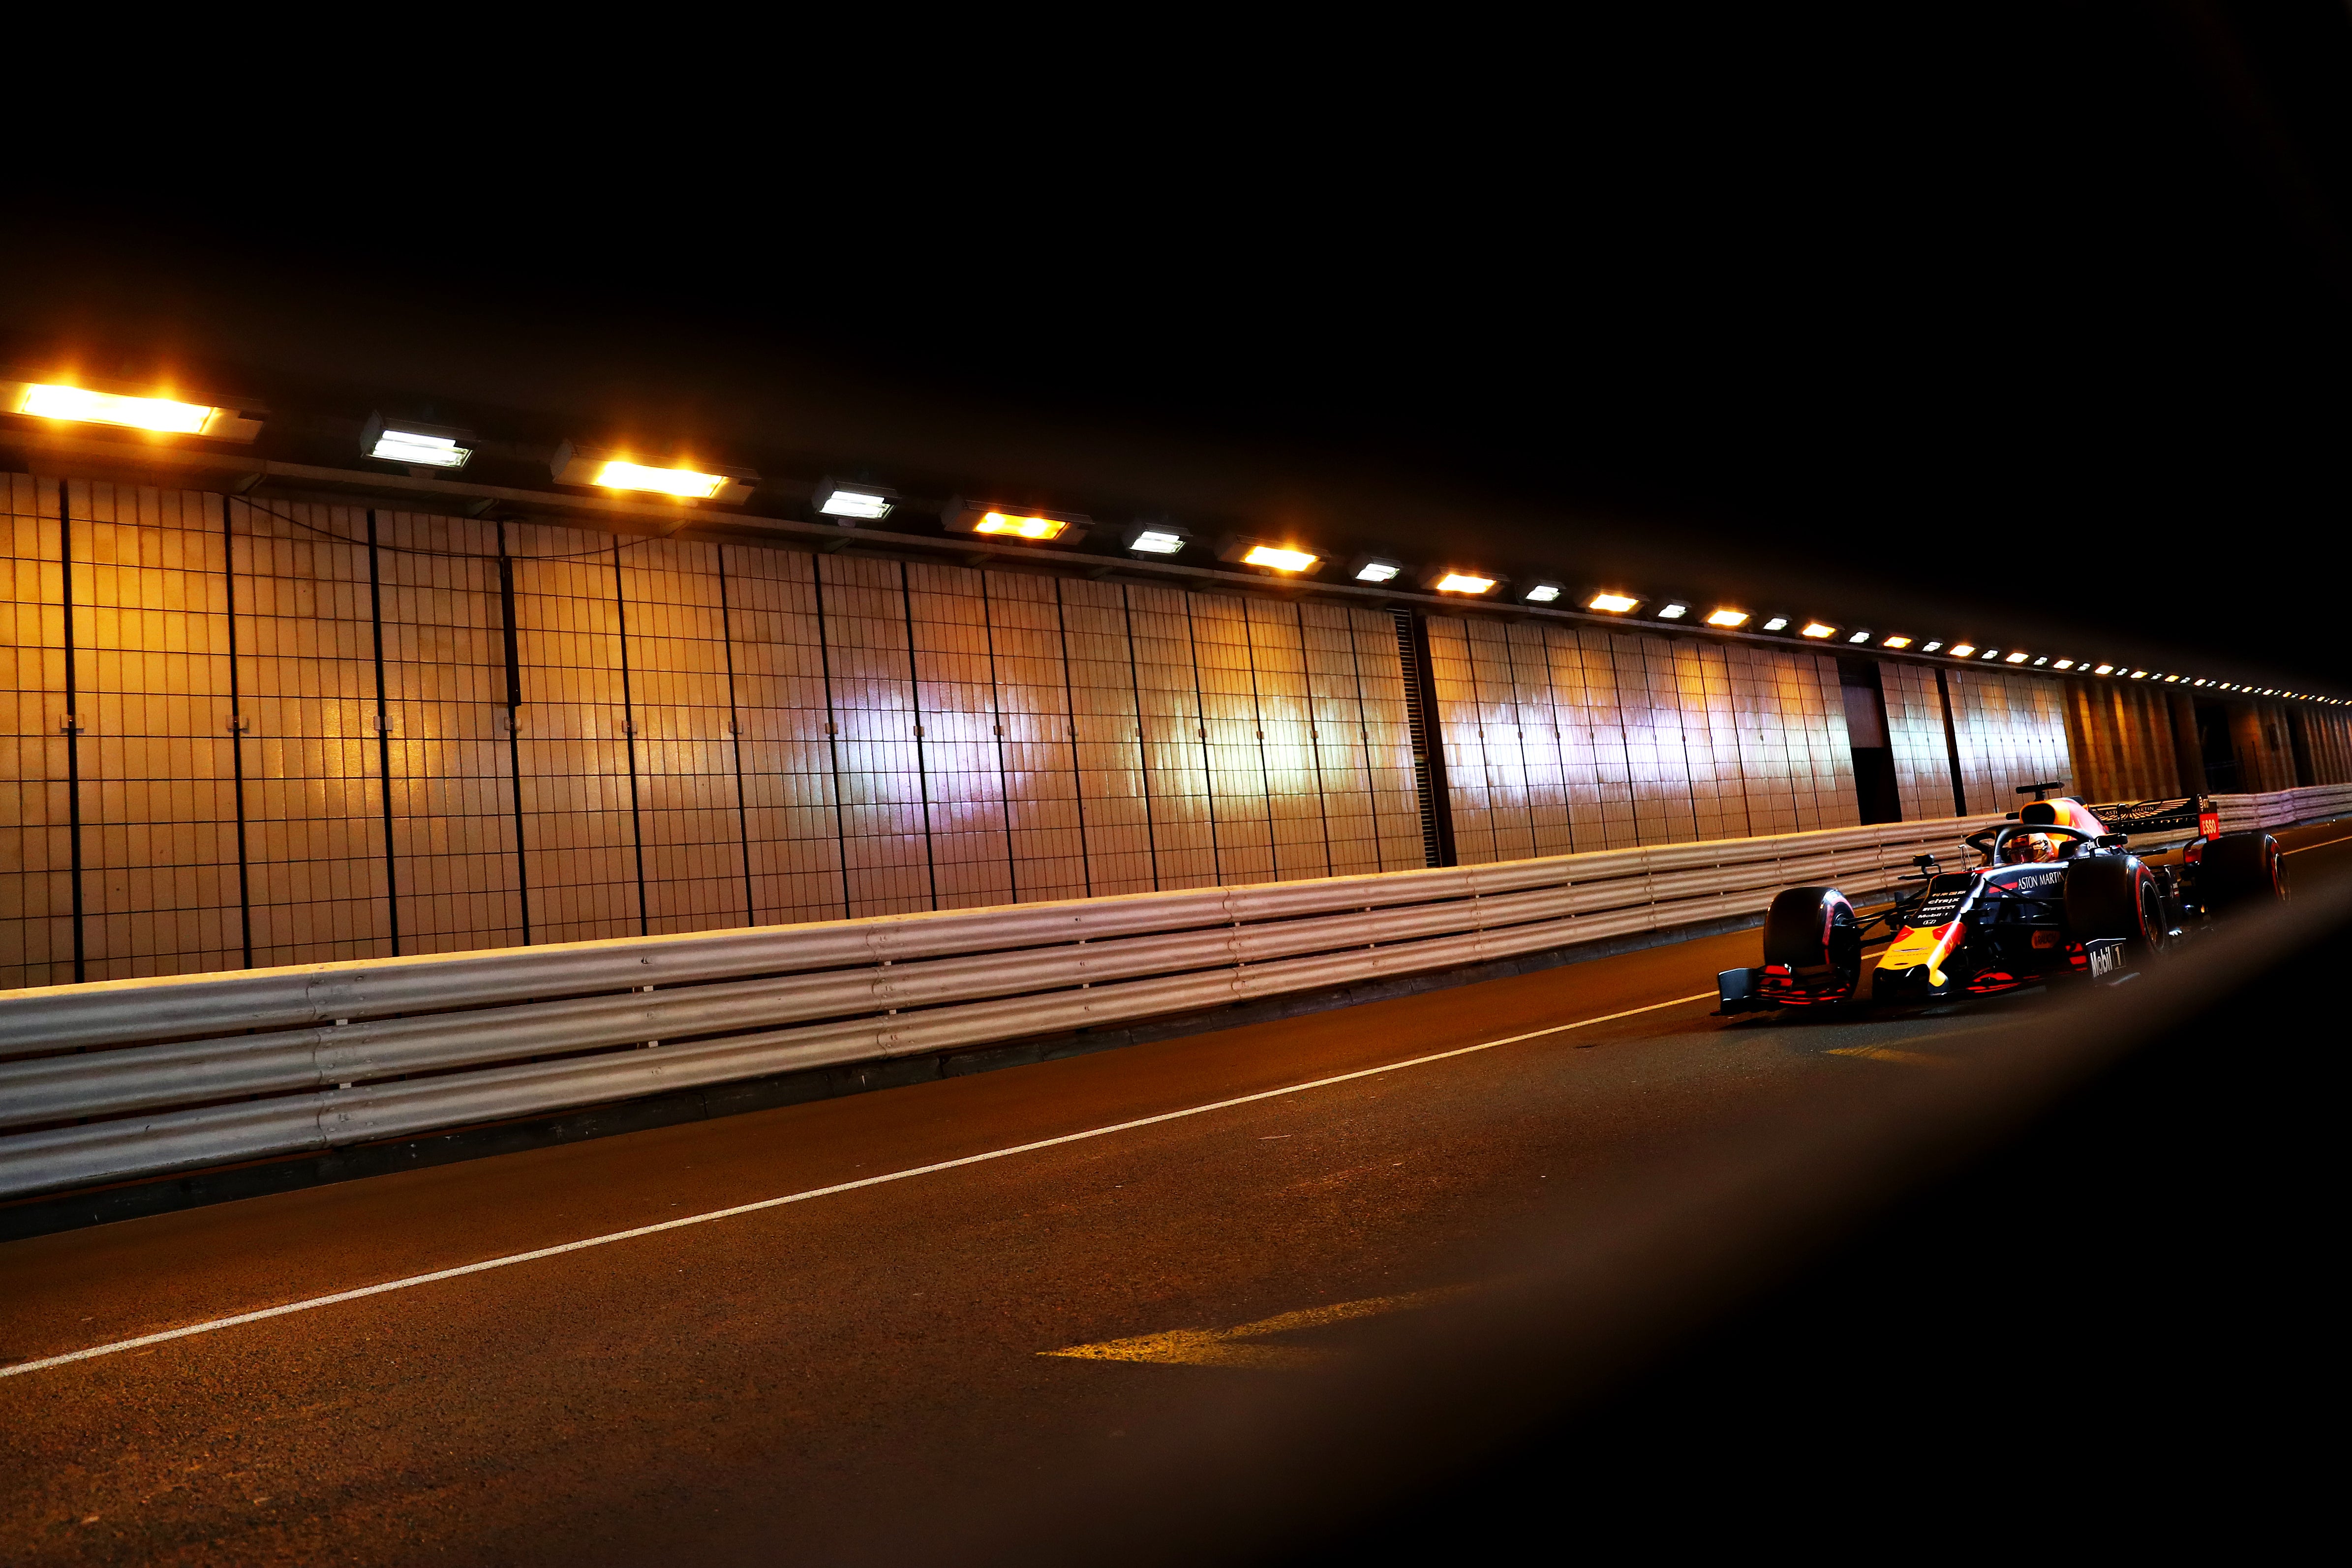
(1716, 785, 2290, 1013)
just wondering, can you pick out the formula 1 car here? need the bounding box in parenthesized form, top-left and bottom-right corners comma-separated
(1716, 785, 2290, 1013)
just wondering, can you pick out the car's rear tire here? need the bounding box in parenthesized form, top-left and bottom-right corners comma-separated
(1764, 886, 1860, 993)
(2197, 832, 2288, 912)
(2065, 854, 2163, 957)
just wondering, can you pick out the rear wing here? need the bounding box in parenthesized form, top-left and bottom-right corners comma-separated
(2078, 796, 2216, 840)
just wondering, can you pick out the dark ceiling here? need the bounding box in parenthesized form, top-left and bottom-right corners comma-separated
(5, 5, 2348, 691)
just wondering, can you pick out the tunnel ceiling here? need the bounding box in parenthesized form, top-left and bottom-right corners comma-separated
(4, 7, 2348, 694)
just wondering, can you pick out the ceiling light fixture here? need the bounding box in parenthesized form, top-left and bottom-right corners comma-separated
(552, 440, 757, 503)
(1219, 536, 1321, 573)
(361, 414, 472, 470)
(815, 478, 898, 521)
(1126, 524, 1189, 555)
(8, 377, 264, 441)
(1243, 544, 1318, 572)
(944, 498, 1089, 543)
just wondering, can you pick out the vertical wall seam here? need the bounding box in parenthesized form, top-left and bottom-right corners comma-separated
(808, 555, 853, 921)
(220, 496, 254, 970)
(1118, 584, 1162, 891)
(1051, 579, 1094, 898)
(612, 543, 648, 937)
(716, 550, 757, 928)
(58, 480, 85, 984)
(364, 511, 401, 957)
(899, 562, 942, 911)
(494, 526, 531, 945)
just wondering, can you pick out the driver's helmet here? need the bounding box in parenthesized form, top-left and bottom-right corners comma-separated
(2008, 831, 2055, 864)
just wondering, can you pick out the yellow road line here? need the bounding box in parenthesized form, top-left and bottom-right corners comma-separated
(1824, 1044, 1953, 1068)
(1041, 1284, 1478, 1369)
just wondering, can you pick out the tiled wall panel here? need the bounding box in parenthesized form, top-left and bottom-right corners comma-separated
(233, 502, 391, 968)
(1879, 660, 1957, 821)
(726, 546, 847, 925)
(1300, 604, 1377, 875)
(375, 511, 521, 956)
(623, 539, 751, 936)
(904, 560, 1014, 911)
(1349, 609, 1428, 871)
(1424, 617, 1493, 865)
(1189, 594, 1274, 885)
(1949, 668, 2074, 814)
(510, 525, 641, 945)
(1062, 580, 1155, 896)
(0, 476, 69, 990)
(74, 483, 243, 980)
(1247, 598, 1332, 883)
(984, 572, 1090, 902)
(1558, 630, 1638, 851)
(818, 554, 930, 917)
(1125, 585, 1218, 889)
(1429, 619, 1861, 863)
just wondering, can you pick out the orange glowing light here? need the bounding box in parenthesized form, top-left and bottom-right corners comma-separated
(1704, 608, 1750, 628)
(1242, 544, 1318, 572)
(593, 460, 730, 499)
(1434, 573, 1497, 594)
(975, 511, 1069, 540)
(20, 382, 215, 434)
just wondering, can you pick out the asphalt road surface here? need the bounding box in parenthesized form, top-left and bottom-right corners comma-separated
(6, 822, 2348, 1565)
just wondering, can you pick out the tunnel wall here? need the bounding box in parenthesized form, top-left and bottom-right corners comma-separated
(0, 478, 1431, 988)
(5, 472, 2342, 990)
(1423, 616, 1861, 862)
(2057, 677, 2352, 802)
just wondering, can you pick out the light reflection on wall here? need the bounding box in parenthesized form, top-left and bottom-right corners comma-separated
(0, 475, 2240, 993)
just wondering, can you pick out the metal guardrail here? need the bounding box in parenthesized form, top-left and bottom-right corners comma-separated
(2213, 783, 2352, 834)
(0, 786, 2338, 1203)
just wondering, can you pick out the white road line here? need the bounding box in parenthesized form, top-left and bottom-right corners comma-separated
(2283, 833, 2352, 854)
(0, 990, 1720, 1382)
